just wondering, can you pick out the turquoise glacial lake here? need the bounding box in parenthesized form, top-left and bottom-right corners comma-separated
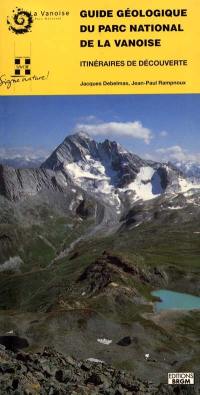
(151, 289, 200, 312)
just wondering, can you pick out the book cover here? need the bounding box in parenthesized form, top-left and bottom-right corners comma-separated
(0, 0, 199, 393)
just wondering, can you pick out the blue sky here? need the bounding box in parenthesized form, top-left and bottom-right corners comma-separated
(0, 94, 200, 162)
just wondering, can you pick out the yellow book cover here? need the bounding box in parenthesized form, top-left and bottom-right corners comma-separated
(0, 0, 199, 393)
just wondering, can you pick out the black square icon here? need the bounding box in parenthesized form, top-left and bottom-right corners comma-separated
(25, 69, 31, 75)
(25, 58, 31, 65)
(15, 58, 20, 65)
(15, 69, 20, 75)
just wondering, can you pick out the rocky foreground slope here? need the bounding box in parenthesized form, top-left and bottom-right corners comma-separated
(0, 345, 197, 395)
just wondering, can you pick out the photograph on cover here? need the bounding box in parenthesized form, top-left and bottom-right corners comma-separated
(0, 94, 199, 392)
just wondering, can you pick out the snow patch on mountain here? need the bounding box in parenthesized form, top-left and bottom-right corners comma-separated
(64, 159, 165, 207)
(64, 155, 123, 210)
(178, 177, 200, 193)
(168, 206, 184, 210)
(64, 156, 114, 194)
(65, 161, 104, 181)
(121, 166, 164, 201)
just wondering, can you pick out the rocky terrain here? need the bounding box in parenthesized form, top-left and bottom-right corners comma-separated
(0, 345, 198, 394)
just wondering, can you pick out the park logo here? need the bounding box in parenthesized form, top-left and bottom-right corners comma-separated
(7, 7, 33, 35)
(12, 57, 31, 77)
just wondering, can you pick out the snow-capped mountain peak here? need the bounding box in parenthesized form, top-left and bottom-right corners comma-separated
(41, 133, 182, 208)
(1, 133, 200, 209)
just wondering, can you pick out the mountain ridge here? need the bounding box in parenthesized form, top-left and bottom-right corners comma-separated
(0, 133, 199, 208)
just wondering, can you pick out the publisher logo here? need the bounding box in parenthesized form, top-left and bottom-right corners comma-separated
(168, 372, 194, 385)
(7, 8, 33, 35)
